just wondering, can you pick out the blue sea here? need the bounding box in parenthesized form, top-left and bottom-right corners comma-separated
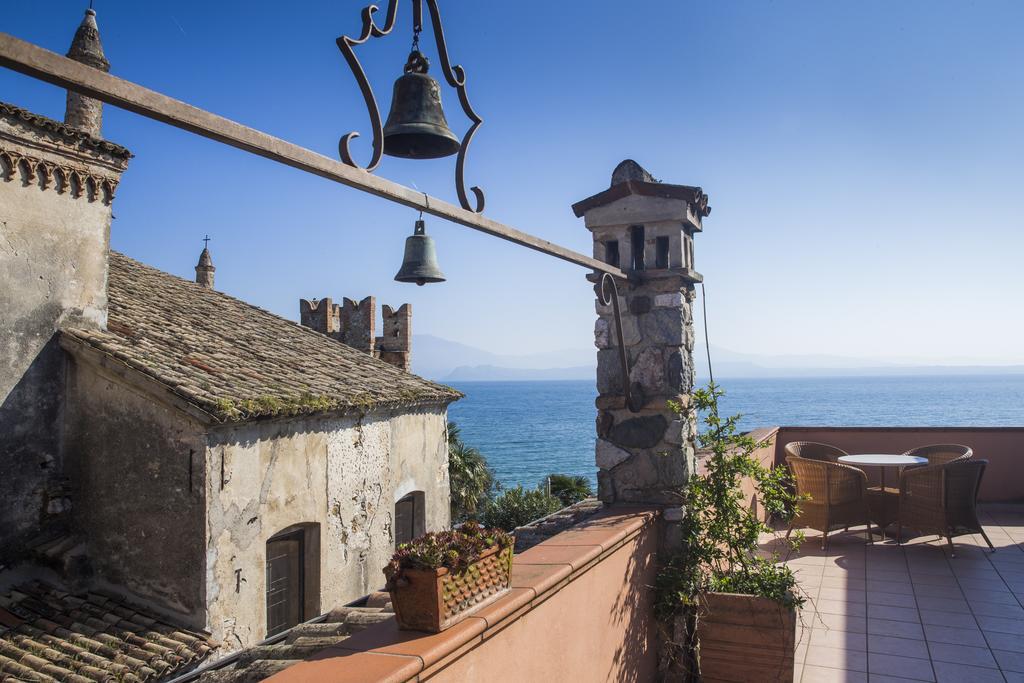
(447, 376, 1024, 491)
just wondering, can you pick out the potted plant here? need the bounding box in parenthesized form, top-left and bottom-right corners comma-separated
(384, 520, 514, 633)
(656, 383, 805, 682)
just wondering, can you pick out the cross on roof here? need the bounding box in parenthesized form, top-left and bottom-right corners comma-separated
(203, 235, 210, 248)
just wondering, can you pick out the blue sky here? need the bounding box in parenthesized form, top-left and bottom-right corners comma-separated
(3, 1, 1023, 363)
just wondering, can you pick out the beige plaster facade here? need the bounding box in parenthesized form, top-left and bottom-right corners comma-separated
(204, 408, 449, 648)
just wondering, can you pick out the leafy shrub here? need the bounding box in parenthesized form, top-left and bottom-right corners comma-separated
(479, 485, 563, 532)
(384, 520, 513, 590)
(448, 423, 495, 522)
(546, 473, 593, 507)
(654, 383, 804, 674)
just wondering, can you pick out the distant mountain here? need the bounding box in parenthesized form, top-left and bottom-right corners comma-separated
(696, 347, 1024, 379)
(412, 334, 1024, 382)
(412, 334, 594, 381)
(443, 365, 595, 382)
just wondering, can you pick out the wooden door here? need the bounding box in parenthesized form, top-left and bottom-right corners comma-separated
(266, 532, 303, 637)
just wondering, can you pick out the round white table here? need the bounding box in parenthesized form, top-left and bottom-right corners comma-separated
(838, 454, 928, 490)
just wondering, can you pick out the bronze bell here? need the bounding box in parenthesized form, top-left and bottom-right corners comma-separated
(395, 219, 446, 285)
(382, 51, 460, 159)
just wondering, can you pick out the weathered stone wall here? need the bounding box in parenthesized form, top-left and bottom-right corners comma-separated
(63, 355, 207, 623)
(0, 107, 127, 552)
(203, 406, 449, 649)
(576, 160, 709, 506)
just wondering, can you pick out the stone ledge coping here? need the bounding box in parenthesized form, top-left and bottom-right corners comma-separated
(264, 505, 659, 683)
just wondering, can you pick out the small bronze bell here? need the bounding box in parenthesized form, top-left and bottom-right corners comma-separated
(382, 51, 460, 159)
(395, 219, 446, 285)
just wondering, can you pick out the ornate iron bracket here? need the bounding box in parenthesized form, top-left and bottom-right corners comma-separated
(598, 272, 643, 413)
(335, 0, 485, 213)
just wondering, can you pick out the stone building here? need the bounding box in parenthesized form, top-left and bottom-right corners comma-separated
(0, 9, 460, 676)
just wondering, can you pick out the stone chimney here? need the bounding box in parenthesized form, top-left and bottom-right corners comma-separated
(572, 160, 710, 507)
(299, 296, 413, 371)
(64, 8, 110, 137)
(195, 244, 215, 289)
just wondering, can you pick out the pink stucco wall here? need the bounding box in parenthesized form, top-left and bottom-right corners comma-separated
(772, 426, 1024, 502)
(422, 516, 660, 682)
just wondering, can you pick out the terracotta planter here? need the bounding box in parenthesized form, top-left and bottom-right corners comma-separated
(387, 544, 513, 633)
(695, 591, 796, 683)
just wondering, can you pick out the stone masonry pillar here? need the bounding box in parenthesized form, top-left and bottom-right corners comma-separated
(572, 160, 710, 507)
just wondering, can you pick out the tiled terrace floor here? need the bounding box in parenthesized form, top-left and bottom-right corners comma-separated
(774, 505, 1024, 682)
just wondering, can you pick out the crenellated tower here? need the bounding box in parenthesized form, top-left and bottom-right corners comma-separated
(299, 296, 412, 372)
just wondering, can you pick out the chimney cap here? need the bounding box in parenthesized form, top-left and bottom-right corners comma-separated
(196, 248, 213, 269)
(67, 7, 110, 72)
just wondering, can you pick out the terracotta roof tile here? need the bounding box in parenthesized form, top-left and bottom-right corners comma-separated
(0, 581, 216, 682)
(0, 101, 131, 160)
(62, 252, 461, 422)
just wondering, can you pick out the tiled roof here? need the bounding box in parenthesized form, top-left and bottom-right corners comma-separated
(0, 581, 216, 682)
(195, 604, 393, 683)
(62, 252, 461, 423)
(0, 101, 131, 160)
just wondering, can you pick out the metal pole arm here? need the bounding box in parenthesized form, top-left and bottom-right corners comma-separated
(0, 32, 627, 279)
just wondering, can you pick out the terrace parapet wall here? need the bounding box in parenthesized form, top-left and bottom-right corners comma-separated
(772, 425, 1024, 503)
(573, 160, 710, 507)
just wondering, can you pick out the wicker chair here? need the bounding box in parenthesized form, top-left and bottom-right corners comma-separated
(786, 456, 875, 550)
(898, 458, 994, 557)
(902, 444, 973, 466)
(784, 441, 848, 463)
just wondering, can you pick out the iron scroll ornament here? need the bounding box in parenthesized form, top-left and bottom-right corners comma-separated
(599, 272, 644, 413)
(335, 0, 486, 213)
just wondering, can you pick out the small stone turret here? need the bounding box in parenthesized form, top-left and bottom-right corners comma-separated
(195, 246, 215, 289)
(64, 8, 110, 137)
(299, 296, 412, 371)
